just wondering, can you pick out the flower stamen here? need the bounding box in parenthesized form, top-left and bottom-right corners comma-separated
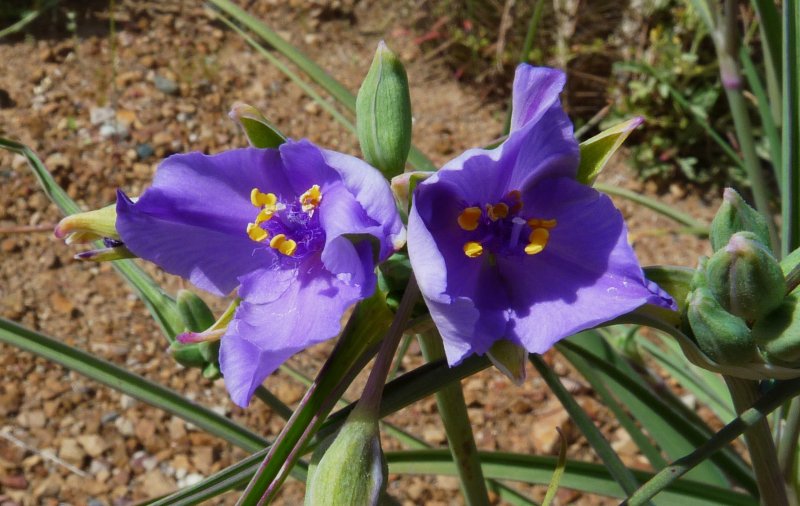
(527, 218, 557, 229)
(251, 188, 278, 208)
(270, 233, 298, 256)
(247, 223, 269, 242)
(300, 184, 322, 212)
(463, 241, 484, 258)
(525, 228, 549, 255)
(457, 207, 482, 231)
(487, 203, 509, 221)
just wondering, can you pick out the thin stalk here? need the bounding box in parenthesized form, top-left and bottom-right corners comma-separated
(529, 354, 643, 498)
(715, 0, 778, 251)
(724, 376, 789, 506)
(253, 386, 293, 420)
(502, 0, 546, 135)
(779, 399, 800, 483)
(593, 182, 709, 232)
(357, 277, 420, 415)
(751, 0, 783, 122)
(623, 377, 800, 506)
(417, 330, 490, 506)
(740, 47, 782, 181)
(782, 0, 800, 257)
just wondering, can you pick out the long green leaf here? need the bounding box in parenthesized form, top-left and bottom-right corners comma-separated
(783, 0, 800, 256)
(594, 183, 709, 233)
(206, 0, 436, 172)
(0, 136, 185, 340)
(560, 339, 668, 471)
(0, 317, 267, 452)
(751, 0, 783, 119)
(740, 48, 782, 182)
(387, 451, 755, 506)
(639, 337, 735, 422)
(559, 336, 756, 493)
(529, 354, 642, 497)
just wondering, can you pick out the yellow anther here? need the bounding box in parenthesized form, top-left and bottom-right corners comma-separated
(487, 203, 509, 221)
(269, 233, 297, 256)
(300, 184, 322, 212)
(246, 223, 269, 242)
(463, 241, 484, 258)
(255, 208, 275, 224)
(527, 218, 557, 229)
(457, 207, 482, 231)
(507, 190, 521, 201)
(525, 228, 549, 255)
(250, 188, 278, 208)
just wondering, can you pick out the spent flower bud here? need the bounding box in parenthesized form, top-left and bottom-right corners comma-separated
(706, 232, 786, 322)
(710, 188, 771, 252)
(687, 286, 758, 365)
(228, 102, 286, 149)
(54, 204, 119, 244)
(305, 407, 388, 506)
(753, 294, 800, 366)
(356, 41, 412, 178)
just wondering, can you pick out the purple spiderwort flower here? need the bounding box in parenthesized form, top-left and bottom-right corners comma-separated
(407, 65, 675, 367)
(116, 139, 405, 406)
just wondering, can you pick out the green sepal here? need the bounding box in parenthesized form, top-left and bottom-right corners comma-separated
(356, 42, 412, 178)
(710, 188, 771, 252)
(577, 117, 643, 185)
(229, 102, 286, 149)
(754, 294, 800, 366)
(487, 339, 527, 385)
(706, 231, 786, 321)
(176, 289, 217, 332)
(687, 286, 758, 365)
(305, 407, 388, 506)
(169, 341, 210, 368)
(202, 361, 222, 380)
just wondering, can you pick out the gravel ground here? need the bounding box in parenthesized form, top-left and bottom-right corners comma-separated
(0, 1, 720, 504)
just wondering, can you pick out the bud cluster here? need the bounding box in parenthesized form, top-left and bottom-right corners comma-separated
(684, 189, 798, 367)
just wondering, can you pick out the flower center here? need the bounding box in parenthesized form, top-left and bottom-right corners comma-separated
(456, 189, 556, 258)
(245, 185, 325, 258)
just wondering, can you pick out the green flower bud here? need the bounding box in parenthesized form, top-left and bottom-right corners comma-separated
(487, 339, 527, 385)
(753, 294, 800, 366)
(356, 41, 412, 178)
(687, 286, 758, 365)
(54, 203, 120, 244)
(305, 407, 389, 506)
(229, 102, 286, 149)
(176, 289, 217, 332)
(706, 232, 786, 321)
(710, 188, 771, 252)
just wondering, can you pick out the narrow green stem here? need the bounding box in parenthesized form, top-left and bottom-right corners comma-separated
(779, 399, 800, 483)
(417, 331, 490, 506)
(623, 377, 800, 506)
(529, 354, 643, 498)
(357, 277, 419, 415)
(782, 0, 800, 257)
(714, 0, 779, 251)
(724, 376, 789, 506)
(593, 183, 709, 232)
(253, 386, 293, 420)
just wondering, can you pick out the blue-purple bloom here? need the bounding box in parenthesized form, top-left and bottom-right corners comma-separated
(116, 140, 405, 406)
(407, 65, 675, 367)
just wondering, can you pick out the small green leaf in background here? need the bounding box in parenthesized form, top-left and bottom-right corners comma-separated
(542, 428, 568, 506)
(577, 116, 643, 185)
(229, 102, 286, 148)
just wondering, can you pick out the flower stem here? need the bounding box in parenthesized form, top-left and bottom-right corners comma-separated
(357, 277, 420, 416)
(623, 377, 800, 506)
(417, 330, 490, 506)
(714, 0, 779, 252)
(779, 398, 800, 485)
(724, 376, 790, 506)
